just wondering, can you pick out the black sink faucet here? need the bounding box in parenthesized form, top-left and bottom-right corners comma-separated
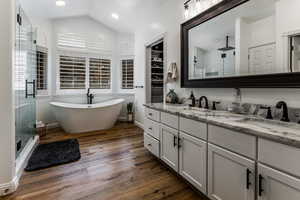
(276, 101, 290, 122)
(199, 96, 209, 109)
(260, 106, 273, 120)
(212, 101, 221, 110)
(87, 88, 94, 104)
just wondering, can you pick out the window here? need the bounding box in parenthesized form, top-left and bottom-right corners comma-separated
(59, 55, 86, 89)
(121, 59, 134, 89)
(89, 58, 111, 89)
(36, 47, 48, 90)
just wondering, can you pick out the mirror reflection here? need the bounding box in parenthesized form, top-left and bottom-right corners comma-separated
(188, 0, 300, 80)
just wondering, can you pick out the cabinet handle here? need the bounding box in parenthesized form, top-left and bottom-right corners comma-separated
(246, 169, 252, 189)
(178, 137, 182, 148)
(173, 136, 177, 147)
(259, 174, 264, 196)
(148, 113, 153, 116)
(148, 127, 153, 130)
(147, 143, 152, 147)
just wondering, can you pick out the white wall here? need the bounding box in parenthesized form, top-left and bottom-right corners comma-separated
(134, 0, 300, 125)
(235, 18, 251, 75)
(250, 15, 276, 47)
(29, 16, 135, 125)
(0, 0, 16, 189)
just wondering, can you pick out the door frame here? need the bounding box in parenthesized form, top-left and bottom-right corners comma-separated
(144, 33, 167, 104)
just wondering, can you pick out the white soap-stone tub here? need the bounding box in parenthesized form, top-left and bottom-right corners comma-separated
(50, 99, 125, 133)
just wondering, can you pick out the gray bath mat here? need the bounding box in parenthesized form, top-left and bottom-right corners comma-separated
(25, 139, 81, 171)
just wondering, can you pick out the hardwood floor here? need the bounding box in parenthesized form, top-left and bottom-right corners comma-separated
(4, 123, 205, 200)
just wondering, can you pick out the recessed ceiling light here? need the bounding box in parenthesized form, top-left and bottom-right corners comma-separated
(56, 0, 66, 7)
(111, 13, 119, 20)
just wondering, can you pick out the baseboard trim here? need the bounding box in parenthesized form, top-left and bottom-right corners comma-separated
(0, 135, 39, 196)
(134, 120, 144, 130)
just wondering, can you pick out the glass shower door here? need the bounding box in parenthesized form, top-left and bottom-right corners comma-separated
(15, 6, 37, 158)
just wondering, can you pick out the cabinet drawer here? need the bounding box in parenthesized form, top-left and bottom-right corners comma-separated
(145, 108, 160, 122)
(208, 125, 256, 159)
(144, 118, 160, 140)
(144, 133, 160, 158)
(161, 111, 178, 129)
(258, 139, 300, 177)
(180, 117, 207, 140)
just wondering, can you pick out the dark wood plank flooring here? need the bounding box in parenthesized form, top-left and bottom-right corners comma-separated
(4, 123, 205, 200)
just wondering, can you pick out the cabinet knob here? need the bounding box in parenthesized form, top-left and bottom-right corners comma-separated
(147, 143, 152, 147)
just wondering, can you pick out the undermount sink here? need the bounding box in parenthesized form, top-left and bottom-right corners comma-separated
(181, 107, 213, 116)
(181, 107, 243, 119)
(234, 118, 300, 136)
(182, 107, 211, 112)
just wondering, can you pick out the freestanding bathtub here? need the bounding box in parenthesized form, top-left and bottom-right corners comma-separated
(50, 99, 125, 133)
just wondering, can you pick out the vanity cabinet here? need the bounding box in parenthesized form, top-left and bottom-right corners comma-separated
(257, 139, 300, 199)
(257, 164, 300, 200)
(160, 124, 179, 171)
(258, 139, 300, 177)
(179, 132, 207, 194)
(144, 106, 300, 200)
(160, 111, 179, 129)
(145, 108, 160, 122)
(208, 125, 256, 159)
(144, 108, 161, 158)
(144, 118, 160, 140)
(208, 143, 255, 200)
(144, 133, 160, 158)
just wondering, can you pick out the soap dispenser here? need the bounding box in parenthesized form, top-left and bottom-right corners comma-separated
(189, 91, 196, 107)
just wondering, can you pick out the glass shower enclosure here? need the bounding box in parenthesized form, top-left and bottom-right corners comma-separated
(15, 5, 37, 158)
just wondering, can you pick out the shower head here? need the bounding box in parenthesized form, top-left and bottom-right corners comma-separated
(218, 36, 235, 52)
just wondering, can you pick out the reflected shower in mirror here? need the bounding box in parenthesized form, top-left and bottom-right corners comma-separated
(188, 0, 300, 80)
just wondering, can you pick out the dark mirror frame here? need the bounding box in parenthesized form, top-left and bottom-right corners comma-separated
(181, 0, 300, 88)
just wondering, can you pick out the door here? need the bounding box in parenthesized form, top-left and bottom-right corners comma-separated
(179, 132, 207, 194)
(15, 6, 37, 158)
(248, 43, 276, 75)
(208, 144, 255, 200)
(257, 164, 300, 200)
(160, 124, 178, 171)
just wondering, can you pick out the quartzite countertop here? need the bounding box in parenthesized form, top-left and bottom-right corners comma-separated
(144, 103, 300, 148)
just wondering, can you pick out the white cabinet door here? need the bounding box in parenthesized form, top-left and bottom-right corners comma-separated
(160, 124, 178, 171)
(208, 144, 255, 200)
(257, 164, 300, 200)
(179, 132, 207, 194)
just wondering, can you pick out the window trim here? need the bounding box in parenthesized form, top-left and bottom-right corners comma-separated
(56, 50, 112, 95)
(119, 56, 135, 93)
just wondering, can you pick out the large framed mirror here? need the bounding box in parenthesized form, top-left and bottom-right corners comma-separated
(181, 0, 300, 88)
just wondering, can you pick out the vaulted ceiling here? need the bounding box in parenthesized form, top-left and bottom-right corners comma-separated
(20, 0, 166, 33)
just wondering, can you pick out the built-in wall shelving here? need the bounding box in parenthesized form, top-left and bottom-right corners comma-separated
(151, 42, 164, 103)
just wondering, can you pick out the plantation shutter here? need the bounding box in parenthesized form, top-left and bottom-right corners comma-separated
(121, 59, 134, 89)
(89, 58, 111, 89)
(36, 46, 48, 90)
(59, 55, 86, 89)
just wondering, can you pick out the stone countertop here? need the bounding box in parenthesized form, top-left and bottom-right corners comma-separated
(144, 103, 300, 148)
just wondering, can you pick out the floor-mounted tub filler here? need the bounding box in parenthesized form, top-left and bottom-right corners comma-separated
(50, 99, 125, 133)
